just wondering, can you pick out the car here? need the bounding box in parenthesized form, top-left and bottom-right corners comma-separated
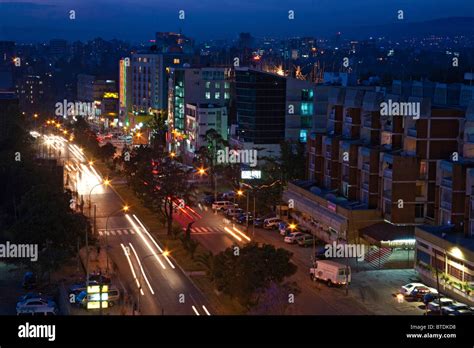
(236, 213, 253, 225)
(263, 217, 282, 230)
(253, 218, 264, 228)
(16, 298, 57, 315)
(297, 234, 315, 247)
(315, 245, 328, 260)
(400, 283, 428, 297)
(443, 301, 473, 315)
(427, 297, 455, 312)
(411, 286, 437, 300)
(278, 221, 288, 234)
(225, 208, 244, 218)
(17, 292, 52, 303)
(212, 201, 234, 211)
(284, 232, 305, 244)
(201, 195, 215, 205)
(423, 292, 440, 304)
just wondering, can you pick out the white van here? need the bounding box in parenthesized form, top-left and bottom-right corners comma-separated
(212, 201, 234, 211)
(309, 260, 351, 287)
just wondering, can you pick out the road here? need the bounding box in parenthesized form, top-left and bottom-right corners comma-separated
(173, 201, 423, 315)
(40, 134, 212, 316)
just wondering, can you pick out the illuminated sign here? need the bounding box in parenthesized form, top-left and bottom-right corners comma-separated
(241, 170, 261, 180)
(87, 301, 109, 310)
(103, 92, 119, 99)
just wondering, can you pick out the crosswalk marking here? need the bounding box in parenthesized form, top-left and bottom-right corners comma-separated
(191, 226, 224, 234)
(97, 228, 135, 236)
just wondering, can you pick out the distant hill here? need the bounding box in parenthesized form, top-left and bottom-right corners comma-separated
(341, 17, 474, 39)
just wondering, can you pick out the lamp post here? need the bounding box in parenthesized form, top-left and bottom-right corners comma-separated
(88, 178, 110, 215)
(105, 205, 129, 274)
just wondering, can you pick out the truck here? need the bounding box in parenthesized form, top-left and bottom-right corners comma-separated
(309, 260, 351, 287)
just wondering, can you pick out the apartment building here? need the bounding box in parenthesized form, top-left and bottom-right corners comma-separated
(286, 81, 474, 250)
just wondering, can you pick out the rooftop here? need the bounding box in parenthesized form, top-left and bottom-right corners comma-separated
(417, 225, 474, 253)
(291, 180, 371, 210)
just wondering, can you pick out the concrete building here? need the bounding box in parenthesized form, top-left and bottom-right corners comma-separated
(184, 103, 228, 162)
(0, 91, 19, 144)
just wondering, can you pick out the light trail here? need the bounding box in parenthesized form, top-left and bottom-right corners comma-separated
(223, 226, 243, 242)
(125, 214, 167, 270)
(202, 305, 211, 316)
(132, 214, 175, 269)
(120, 243, 145, 296)
(192, 305, 200, 316)
(232, 226, 251, 242)
(128, 243, 155, 295)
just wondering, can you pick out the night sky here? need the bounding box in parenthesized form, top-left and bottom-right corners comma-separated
(1, 0, 473, 42)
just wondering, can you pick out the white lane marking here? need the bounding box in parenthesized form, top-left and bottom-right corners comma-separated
(128, 242, 155, 295)
(120, 243, 144, 296)
(132, 214, 175, 269)
(109, 231, 116, 236)
(116, 230, 122, 235)
(192, 305, 200, 316)
(125, 214, 167, 270)
(232, 226, 251, 242)
(202, 305, 211, 316)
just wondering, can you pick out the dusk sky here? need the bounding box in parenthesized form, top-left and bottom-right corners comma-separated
(1, 0, 474, 42)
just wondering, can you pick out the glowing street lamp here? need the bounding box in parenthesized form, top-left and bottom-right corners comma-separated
(169, 152, 176, 158)
(289, 223, 297, 231)
(197, 167, 207, 176)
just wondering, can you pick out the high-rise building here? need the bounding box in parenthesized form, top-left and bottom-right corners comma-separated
(15, 75, 45, 116)
(119, 58, 132, 127)
(49, 39, 68, 57)
(235, 68, 286, 154)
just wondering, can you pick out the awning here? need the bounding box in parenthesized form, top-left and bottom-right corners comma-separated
(360, 222, 415, 246)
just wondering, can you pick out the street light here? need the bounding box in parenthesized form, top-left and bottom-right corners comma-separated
(105, 205, 129, 273)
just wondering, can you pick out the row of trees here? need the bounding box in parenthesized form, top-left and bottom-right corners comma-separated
(0, 111, 91, 281)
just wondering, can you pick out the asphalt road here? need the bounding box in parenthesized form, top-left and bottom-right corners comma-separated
(46, 134, 212, 316)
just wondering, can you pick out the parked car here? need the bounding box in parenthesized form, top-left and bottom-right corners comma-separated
(423, 292, 441, 304)
(212, 201, 234, 211)
(225, 208, 244, 218)
(201, 195, 215, 205)
(310, 260, 351, 287)
(284, 232, 305, 244)
(16, 298, 57, 315)
(443, 301, 473, 315)
(315, 245, 328, 260)
(253, 218, 264, 228)
(400, 283, 428, 297)
(74, 286, 121, 308)
(236, 213, 253, 224)
(411, 286, 437, 300)
(297, 234, 315, 247)
(263, 217, 282, 230)
(427, 297, 455, 312)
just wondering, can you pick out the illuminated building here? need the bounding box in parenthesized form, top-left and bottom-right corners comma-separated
(119, 58, 131, 126)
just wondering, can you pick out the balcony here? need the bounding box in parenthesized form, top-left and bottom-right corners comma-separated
(407, 128, 417, 137)
(362, 163, 370, 172)
(383, 189, 392, 199)
(383, 168, 393, 179)
(328, 112, 336, 120)
(362, 182, 369, 190)
(325, 151, 332, 159)
(345, 116, 353, 124)
(363, 119, 372, 128)
(440, 201, 452, 211)
(441, 177, 453, 188)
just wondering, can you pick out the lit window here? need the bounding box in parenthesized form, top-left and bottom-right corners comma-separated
(299, 130, 307, 143)
(173, 58, 180, 64)
(224, 82, 230, 89)
(205, 92, 211, 99)
(215, 82, 220, 89)
(215, 92, 220, 99)
(224, 92, 230, 99)
(206, 82, 210, 88)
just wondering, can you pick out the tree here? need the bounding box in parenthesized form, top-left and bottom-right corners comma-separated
(99, 142, 116, 163)
(147, 110, 168, 153)
(196, 129, 228, 194)
(211, 243, 297, 307)
(148, 156, 194, 236)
